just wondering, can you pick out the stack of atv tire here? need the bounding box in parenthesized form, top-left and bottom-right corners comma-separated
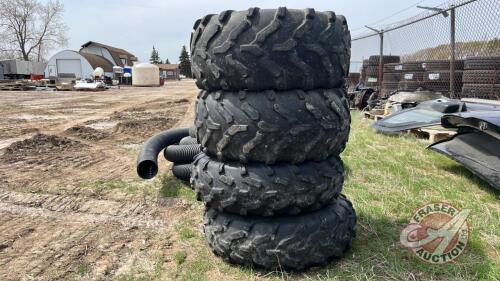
(360, 59, 369, 84)
(382, 62, 404, 97)
(364, 55, 400, 88)
(189, 7, 356, 270)
(398, 62, 426, 91)
(422, 60, 464, 94)
(462, 56, 500, 99)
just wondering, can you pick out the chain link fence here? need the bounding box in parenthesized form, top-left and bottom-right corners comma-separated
(350, 0, 500, 99)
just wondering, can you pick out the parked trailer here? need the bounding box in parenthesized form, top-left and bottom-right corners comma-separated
(0, 60, 46, 79)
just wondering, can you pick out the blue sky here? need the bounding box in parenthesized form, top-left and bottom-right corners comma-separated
(57, 0, 447, 63)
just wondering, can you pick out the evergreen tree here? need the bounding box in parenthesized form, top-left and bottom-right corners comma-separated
(149, 46, 160, 64)
(165, 58, 171, 64)
(179, 45, 192, 78)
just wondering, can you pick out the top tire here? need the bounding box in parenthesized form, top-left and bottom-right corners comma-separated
(190, 7, 350, 91)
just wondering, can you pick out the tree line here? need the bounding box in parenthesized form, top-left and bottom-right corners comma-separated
(150, 45, 192, 78)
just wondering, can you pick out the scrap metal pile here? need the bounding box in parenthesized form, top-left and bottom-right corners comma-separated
(137, 7, 357, 271)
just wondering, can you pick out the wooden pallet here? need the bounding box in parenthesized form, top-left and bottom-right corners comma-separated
(363, 111, 384, 121)
(409, 126, 457, 143)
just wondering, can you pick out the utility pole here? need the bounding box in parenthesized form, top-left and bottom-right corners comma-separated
(365, 26, 384, 90)
(417, 5, 455, 97)
(450, 6, 456, 97)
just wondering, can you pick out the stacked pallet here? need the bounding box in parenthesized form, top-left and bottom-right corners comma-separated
(0, 80, 46, 91)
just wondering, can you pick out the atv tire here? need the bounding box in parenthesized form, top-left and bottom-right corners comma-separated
(383, 63, 403, 73)
(203, 194, 356, 270)
(422, 60, 464, 71)
(398, 80, 423, 91)
(368, 55, 400, 65)
(365, 65, 379, 77)
(190, 8, 350, 91)
(383, 72, 402, 82)
(462, 70, 499, 84)
(461, 84, 500, 99)
(191, 153, 344, 216)
(194, 88, 351, 164)
(464, 56, 500, 70)
(402, 62, 425, 72)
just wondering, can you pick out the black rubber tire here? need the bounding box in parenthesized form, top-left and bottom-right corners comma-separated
(354, 88, 375, 110)
(464, 56, 500, 70)
(423, 71, 463, 83)
(191, 153, 344, 216)
(398, 80, 423, 91)
(422, 83, 460, 93)
(462, 70, 499, 84)
(203, 194, 356, 270)
(382, 82, 399, 97)
(402, 62, 425, 72)
(383, 72, 402, 82)
(165, 144, 202, 164)
(461, 84, 500, 99)
(422, 60, 464, 71)
(172, 163, 192, 181)
(365, 65, 379, 77)
(401, 72, 424, 82)
(194, 88, 351, 164)
(362, 59, 369, 68)
(368, 55, 400, 65)
(191, 8, 350, 91)
(179, 136, 199, 145)
(383, 63, 403, 73)
(348, 72, 360, 79)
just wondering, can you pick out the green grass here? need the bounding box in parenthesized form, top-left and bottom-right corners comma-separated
(174, 219, 198, 241)
(79, 171, 196, 201)
(174, 251, 188, 265)
(158, 174, 196, 201)
(161, 111, 499, 281)
(88, 111, 498, 280)
(77, 264, 89, 276)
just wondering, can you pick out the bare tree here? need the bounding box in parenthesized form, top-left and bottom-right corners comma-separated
(0, 0, 68, 61)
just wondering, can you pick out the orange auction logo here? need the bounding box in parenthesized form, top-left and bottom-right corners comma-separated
(400, 202, 470, 264)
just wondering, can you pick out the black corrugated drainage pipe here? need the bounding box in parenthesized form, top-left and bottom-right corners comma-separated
(136, 127, 189, 179)
(164, 144, 202, 164)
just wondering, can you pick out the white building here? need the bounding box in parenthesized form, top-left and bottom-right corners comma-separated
(44, 41, 137, 79)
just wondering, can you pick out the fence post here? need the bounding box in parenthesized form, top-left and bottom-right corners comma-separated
(450, 5, 456, 97)
(379, 30, 384, 89)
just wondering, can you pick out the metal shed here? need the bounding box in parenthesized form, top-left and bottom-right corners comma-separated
(44, 50, 114, 79)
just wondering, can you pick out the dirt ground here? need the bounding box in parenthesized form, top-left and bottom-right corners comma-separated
(0, 80, 199, 280)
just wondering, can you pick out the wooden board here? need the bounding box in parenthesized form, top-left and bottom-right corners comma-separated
(409, 126, 457, 143)
(363, 111, 384, 121)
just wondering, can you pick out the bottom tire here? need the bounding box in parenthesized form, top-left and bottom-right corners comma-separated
(203, 194, 356, 270)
